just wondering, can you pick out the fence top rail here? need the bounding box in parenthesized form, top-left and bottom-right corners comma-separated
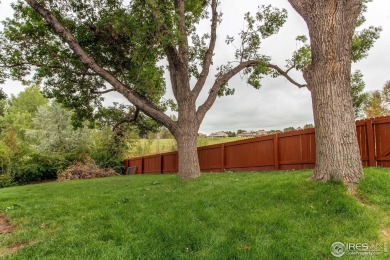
(278, 128, 315, 138)
(373, 116, 390, 124)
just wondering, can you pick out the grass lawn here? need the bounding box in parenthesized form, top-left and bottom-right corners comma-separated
(0, 168, 389, 259)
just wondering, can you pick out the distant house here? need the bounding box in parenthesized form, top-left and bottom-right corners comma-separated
(198, 133, 207, 138)
(237, 130, 267, 138)
(256, 130, 267, 136)
(208, 131, 228, 138)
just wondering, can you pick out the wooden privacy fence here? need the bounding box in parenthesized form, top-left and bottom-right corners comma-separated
(124, 116, 390, 174)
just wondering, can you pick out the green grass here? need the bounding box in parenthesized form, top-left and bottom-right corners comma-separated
(129, 137, 246, 157)
(0, 168, 389, 259)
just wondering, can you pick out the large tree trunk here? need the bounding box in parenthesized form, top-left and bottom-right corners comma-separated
(289, 0, 364, 187)
(176, 130, 201, 179)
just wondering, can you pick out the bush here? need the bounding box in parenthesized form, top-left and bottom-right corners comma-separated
(58, 156, 118, 181)
(12, 154, 70, 184)
(0, 173, 15, 188)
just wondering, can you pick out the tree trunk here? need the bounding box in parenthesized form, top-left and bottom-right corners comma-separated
(289, 0, 364, 187)
(175, 130, 200, 179)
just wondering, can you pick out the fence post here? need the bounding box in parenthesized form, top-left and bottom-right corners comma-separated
(366, 119, 376, 167)
(273, 134, 279, 170)
(221, 143, 225, 172)
(160, 154, 163, 174)
(140, 157, 144, 174)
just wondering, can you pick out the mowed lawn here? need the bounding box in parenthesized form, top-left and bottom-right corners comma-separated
(0, 168, 389, 259)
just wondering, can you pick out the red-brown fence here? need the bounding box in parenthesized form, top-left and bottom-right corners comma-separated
(124, 116, 390, 174)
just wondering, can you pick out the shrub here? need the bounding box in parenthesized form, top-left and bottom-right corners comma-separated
(58, 156, 118, 181)
(0, 173, 15, 188)
(12, 154, 70, 184)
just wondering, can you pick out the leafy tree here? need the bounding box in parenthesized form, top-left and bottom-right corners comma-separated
(364, 91, 389, 118)
(283, 127, 295, 132)
(303, 124, 314, 129)
(0, 86, 47, 173)
(237, 129, 245, 135)
(0, 0, 290, 179)
(286, 0, 381, 186)
(225, 131, 236, 137)
(363, 81, 390, 118)
(351, 70, 369, 118)
(27, 101, 90, 154)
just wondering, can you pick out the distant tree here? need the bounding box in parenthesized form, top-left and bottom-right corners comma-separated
(303, 124, 314, 129)
(225, 131, 236, 137)
(237, 129, 246, 135)
(283, 127, 295, 132)
(363, 81, 390, 118)
(351, 70, 369, 118)
(382, 80, 390, 106)
(27, 102, 90, 154)
(267, 130, 282, 135)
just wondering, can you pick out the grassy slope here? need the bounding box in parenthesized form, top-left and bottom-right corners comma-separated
(0, 169, 388, 259)
(129, 137, 246, 157)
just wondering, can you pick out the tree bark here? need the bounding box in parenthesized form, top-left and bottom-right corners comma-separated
(289, 0, 364, 187)
(175, 131, 200, 179)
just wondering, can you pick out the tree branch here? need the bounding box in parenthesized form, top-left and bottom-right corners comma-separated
(112, 108, 140, 132)
(267, 63, 307, 89)
(192, 0, 218, 99)
(25, 0, 177, 133)
(0, 62, 98, 76)
(91, 88, 116, 94)
(196, 60, 259, 121)
(196, 60, 307, 121)
(174, 0, 189, 65)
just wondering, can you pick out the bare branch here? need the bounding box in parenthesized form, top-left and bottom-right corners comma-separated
(91, 88, 116, 94)
(112, 108, 140, 132)
(25, 0, 177, 133)
(192, 0, 218, 99)
(267, 63, 307, 88)
(197, 60, 259, 121)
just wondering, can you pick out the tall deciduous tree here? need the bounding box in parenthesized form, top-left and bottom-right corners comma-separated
(363, 81, 390, 118)
(0, 0, 290, 178)
(287, 0, 373, 186)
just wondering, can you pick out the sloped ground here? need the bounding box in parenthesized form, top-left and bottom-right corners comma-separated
(0, 168, 389, 259)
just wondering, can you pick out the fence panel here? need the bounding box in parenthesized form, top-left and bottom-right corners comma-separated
(128, 158, 142, 174)
(198, 145, 223, 172)
(279, 129, 315, 170)
(143, 155, 162, 174)
(356, 120, 370, 167)
(224, 136, 275, 171)
(162, 152, 178, 173)
(374, 117, 390, 167)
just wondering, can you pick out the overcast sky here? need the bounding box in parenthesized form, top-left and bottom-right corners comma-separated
(0, 0, 389, 134)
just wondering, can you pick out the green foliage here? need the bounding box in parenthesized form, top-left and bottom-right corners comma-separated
(89, 128, 131, 172)
(364, 90, 390, 118)
(0, 169, 388, 258)
(12, 153, 69, 184)
(27, 102, 91, 154)
(0, 173, 14, 188)
(351, 26, 382, 62)
(351, 70, 369, 118)
(0, 0, 166, 126)
(223, 5, 288, 91)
